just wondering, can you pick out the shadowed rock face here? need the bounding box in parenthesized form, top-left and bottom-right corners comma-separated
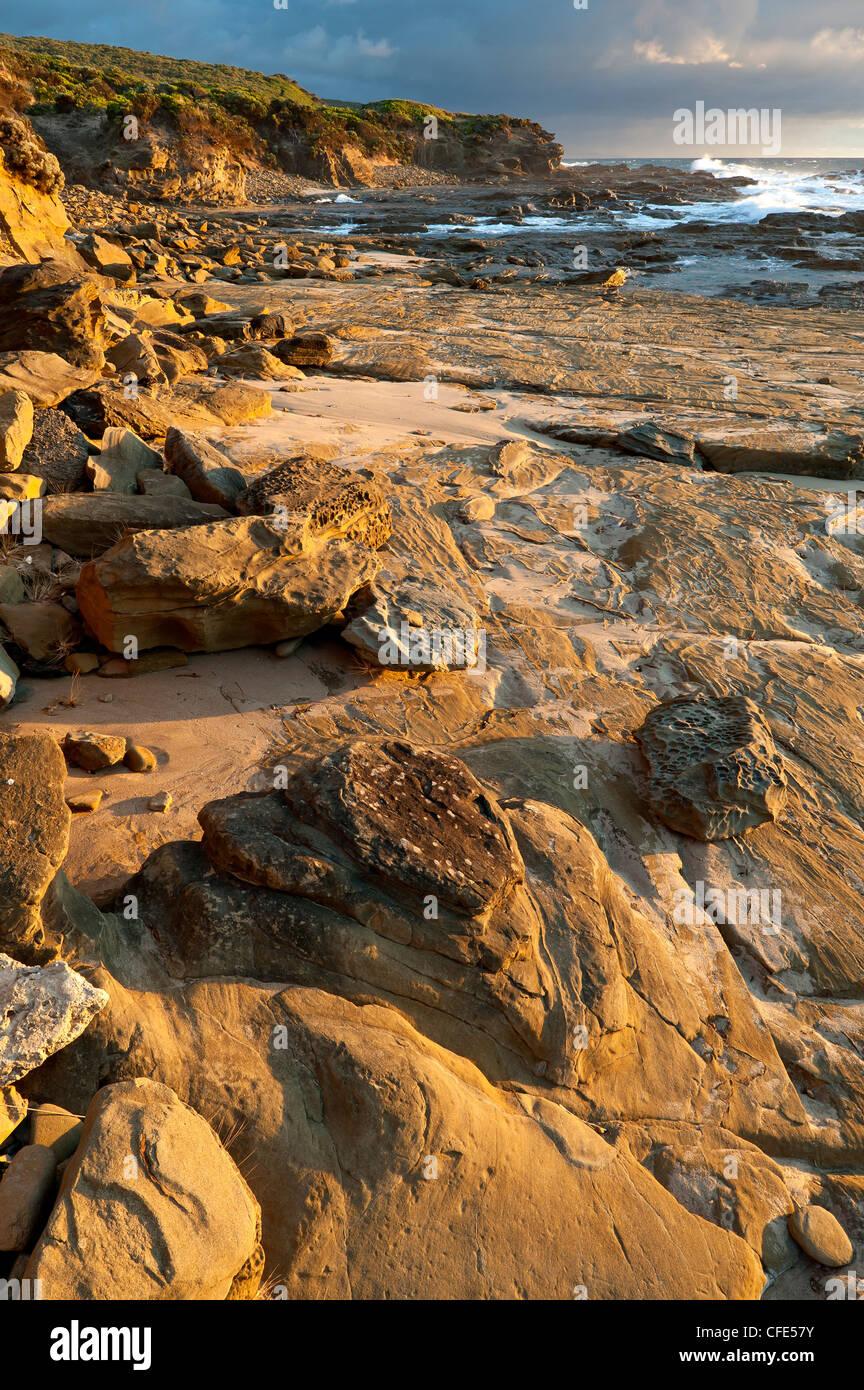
(635, 694, 788, 841)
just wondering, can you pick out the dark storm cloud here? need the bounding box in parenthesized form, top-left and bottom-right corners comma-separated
(5, 0, 864, 153)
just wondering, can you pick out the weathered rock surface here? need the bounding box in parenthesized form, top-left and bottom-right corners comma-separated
(76, 514, 381, 653)
(26, 1079, 262, 1300)
(0, 351, 97, 407)
(0, 276, 108, 370)
(41, 492, 230, 557)
(86, 427, 162, 494)
(0, 731, 70, 951)
(0, 389, 33, 470)
(635, 694, 788, 841)
(19, 407, 90, 492)
(342, 575, 483, 670)
(0, 953, 108, 1085)
(0, 112, 68, 263)
(788, 1205, 854, 1267)
(235, 454, 392, 549)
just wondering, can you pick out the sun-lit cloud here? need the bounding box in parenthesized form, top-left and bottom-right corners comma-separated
(633, 34, 733, 65)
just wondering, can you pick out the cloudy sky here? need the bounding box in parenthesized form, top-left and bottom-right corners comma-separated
(5, 0, 864, 155)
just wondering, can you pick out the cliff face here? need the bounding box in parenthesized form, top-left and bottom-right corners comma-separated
(0, 109, 69, 260)
(31, 109, 249, 205)
(0, 36, 562, 200)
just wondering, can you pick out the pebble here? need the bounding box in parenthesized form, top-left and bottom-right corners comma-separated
(65, 789, 104, 813)
(124, 743, 157, 773)
(149, 791, 172, 813)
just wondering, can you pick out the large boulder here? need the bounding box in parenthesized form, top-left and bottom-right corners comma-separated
(41, 493, 230, 557)
(634, 693, 788, 841)
(131, 741, 803, 1146)
(0, 276, 109, 370)
(26, 1079, 262, 1300)
(0, 731, 70, 953)
(76, 513, 382, 653)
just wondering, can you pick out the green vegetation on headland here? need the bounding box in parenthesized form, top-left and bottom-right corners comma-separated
(0, 32, 555, 169)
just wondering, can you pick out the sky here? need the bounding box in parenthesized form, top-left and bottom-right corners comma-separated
(4, 0, 864, 156)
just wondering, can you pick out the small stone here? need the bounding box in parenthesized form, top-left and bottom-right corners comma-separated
(62, 731, 126, 772)
(148, 791, 172, 813)
(274, 638, 303, 658)
(788, 1206, 854, 1267)
(124, 743, 157, 773)
(98, 694, 113, 703)
(0, 1144, 57, 1251)
(65, 788, 103, 813)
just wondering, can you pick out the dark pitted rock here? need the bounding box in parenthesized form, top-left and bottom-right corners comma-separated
(285, 741, 523, 916)
(25, 1079, 262, 1300)
(235, 454, 392, 549)
(274, 332, 334, 368)
(635, 693, 788, 841)
(41, 492, 230, 557)
(76, 513, 381, 653)
(164, 428, 246, 508)
(250, 310, 292, 339)
(19, 407, 90, 492)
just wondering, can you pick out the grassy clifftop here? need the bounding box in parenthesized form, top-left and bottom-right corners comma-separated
(0, 32, 562, 188)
